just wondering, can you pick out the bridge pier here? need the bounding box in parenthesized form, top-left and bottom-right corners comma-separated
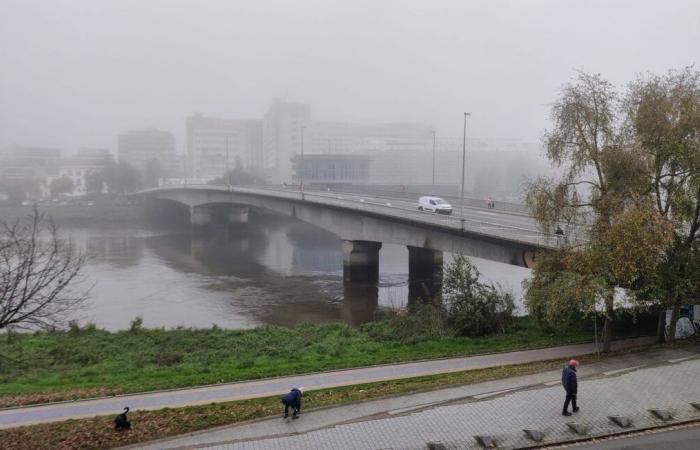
(342, 240, 382, 283)
(407, 246, 443, 304)
(227, 206, 249, 225)
(190, 206, 212, 227)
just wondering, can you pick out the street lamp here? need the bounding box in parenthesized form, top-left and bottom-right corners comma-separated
(461, 112, 471, 230)
(225, 135, 231, 191)
(300, 125, 306, 199)
(431, 130, 436, 189)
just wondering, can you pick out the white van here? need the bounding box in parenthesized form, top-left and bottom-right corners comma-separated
(418, 196, 453, 215)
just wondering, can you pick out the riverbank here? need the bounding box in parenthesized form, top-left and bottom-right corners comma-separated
(0, 318, 653, 408)
(0, 203, 143, 227)
(3, 340, 695, 450)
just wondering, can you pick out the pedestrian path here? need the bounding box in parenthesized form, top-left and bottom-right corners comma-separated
(0, 337, 652, 429)
(129, 345, 700, 450)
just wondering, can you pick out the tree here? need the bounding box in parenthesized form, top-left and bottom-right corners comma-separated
(0, 177, 41, 203)
(0, 207, 87, 331)
(49, 175, 74, 197)
(625, 67, 700, 341)
(144, 158, 161, 188)
(208, 163, 265, 186)
(101, 161, 141, 194)
(85, 170, 104, 194)
(525, 72, 672, 351)
(443, 254, 515, 336)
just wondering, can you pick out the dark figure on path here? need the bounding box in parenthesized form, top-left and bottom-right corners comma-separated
(114, 407, 131, 430)
(561, 360, 579, 416)
(282, 387, 304, 419)
(555, 226, 565, 244)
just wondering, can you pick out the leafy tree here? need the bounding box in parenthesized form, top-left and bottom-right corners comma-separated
(49, 175, 74, 197)
(85, 170, 104, 194)
(100, 161, 141, 194)
(625, 67, 700, 340)
(0, 177, 41, 203)
(0, 207, 86, 330)
(209, 160, 265, 186)
(144, 158, 161, 188)
(525, 72, 672, 351)
(443, 254, 515, 336)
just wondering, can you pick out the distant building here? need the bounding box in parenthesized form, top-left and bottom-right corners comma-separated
(187, 114, 262, 180)
(0, 146, 61, 180)
(117, 129, 176, 175)
(263, 99, 311, 183)
(293, 154, 370, 184)
(57, 148, 112, 195)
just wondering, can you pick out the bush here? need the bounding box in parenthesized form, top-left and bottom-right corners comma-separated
(156, 351, 184, 367)
(443, 254, 515, 336)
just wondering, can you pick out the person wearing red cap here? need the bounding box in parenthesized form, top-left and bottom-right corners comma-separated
(561, 359, 579, 416)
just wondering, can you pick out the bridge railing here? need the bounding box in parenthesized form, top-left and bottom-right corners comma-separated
(145, 183, 585, 249)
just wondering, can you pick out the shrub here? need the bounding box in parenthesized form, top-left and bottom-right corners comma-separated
(129, 316, 144, 333)
(443, 254, 515, 336)
(156, 351, 184, 367)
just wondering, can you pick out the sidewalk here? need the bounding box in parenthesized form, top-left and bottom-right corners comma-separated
(128, 344, 700, 450)
(0, 337, 652, 429)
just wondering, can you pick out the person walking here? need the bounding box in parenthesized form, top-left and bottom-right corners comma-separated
(561, 359, 579, 416)
(282, 387, 304, 419)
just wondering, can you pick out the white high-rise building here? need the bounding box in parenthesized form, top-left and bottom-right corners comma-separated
(262, 99, 311, 183)
(187, 114, 262, 180)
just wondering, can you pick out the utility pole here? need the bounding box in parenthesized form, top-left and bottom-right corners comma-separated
(431, 130, 436, 188)
(300, 125, 306, 200)
(226, 135, 230, 190)
(461, 113, 471, 231)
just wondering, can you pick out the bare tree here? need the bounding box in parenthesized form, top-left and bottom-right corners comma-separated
(0, 207, 87, 331)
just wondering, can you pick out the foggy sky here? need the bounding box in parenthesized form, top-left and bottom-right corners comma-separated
(1, 0, 698, 153)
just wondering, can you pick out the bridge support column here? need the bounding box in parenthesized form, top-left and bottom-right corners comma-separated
(407, 246, 443, 304)
(190, 206, 212, 227)
(342, 240, 382, 283)
(227, 206, 249, 225)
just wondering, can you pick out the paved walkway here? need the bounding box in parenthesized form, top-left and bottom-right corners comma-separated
(0, 338, 653, 429)
(128, 344, 700, 450)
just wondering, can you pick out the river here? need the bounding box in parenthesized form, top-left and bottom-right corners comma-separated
(68, 212, 531, 330)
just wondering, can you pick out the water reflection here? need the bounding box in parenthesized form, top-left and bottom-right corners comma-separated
(69, 212, 530, 330)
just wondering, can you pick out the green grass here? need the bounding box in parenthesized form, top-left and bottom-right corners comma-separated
(0, 318, 597, 405)
(0, 357, 576, 450)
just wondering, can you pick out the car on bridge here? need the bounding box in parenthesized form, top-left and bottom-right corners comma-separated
(418, 196, 453, 215)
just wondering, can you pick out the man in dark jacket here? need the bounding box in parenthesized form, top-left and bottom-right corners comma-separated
(561, 359, 579, 416)
(282, 387, 304, 419)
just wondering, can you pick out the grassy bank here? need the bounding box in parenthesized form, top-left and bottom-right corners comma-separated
(0, 319, 600, 407)
(0, 357, 576, 450)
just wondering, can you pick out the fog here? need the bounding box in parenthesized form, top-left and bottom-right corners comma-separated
(1, 0, 698, 152)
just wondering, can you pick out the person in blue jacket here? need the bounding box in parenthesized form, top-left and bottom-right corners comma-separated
(282, 387, 304, 419)
(561, 359, 579, 416)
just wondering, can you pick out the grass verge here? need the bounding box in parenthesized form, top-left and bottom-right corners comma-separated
(0, 357, 573, 450)
(0, 319, 601, 407)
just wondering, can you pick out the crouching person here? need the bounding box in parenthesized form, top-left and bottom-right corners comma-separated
(282, 387, 304, 419)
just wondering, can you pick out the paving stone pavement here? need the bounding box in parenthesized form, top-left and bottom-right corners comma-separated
(198, 358, 700, 450)
(0, 337, 653, 429)
(127, 346, 700, 450)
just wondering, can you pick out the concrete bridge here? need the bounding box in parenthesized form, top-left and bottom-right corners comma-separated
(137, 185, 556, 292)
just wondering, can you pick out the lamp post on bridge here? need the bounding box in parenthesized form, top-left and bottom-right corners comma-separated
(431, 130, 436, 190)
(461, 112, 471, 231)
(300, 125, 306, 200)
